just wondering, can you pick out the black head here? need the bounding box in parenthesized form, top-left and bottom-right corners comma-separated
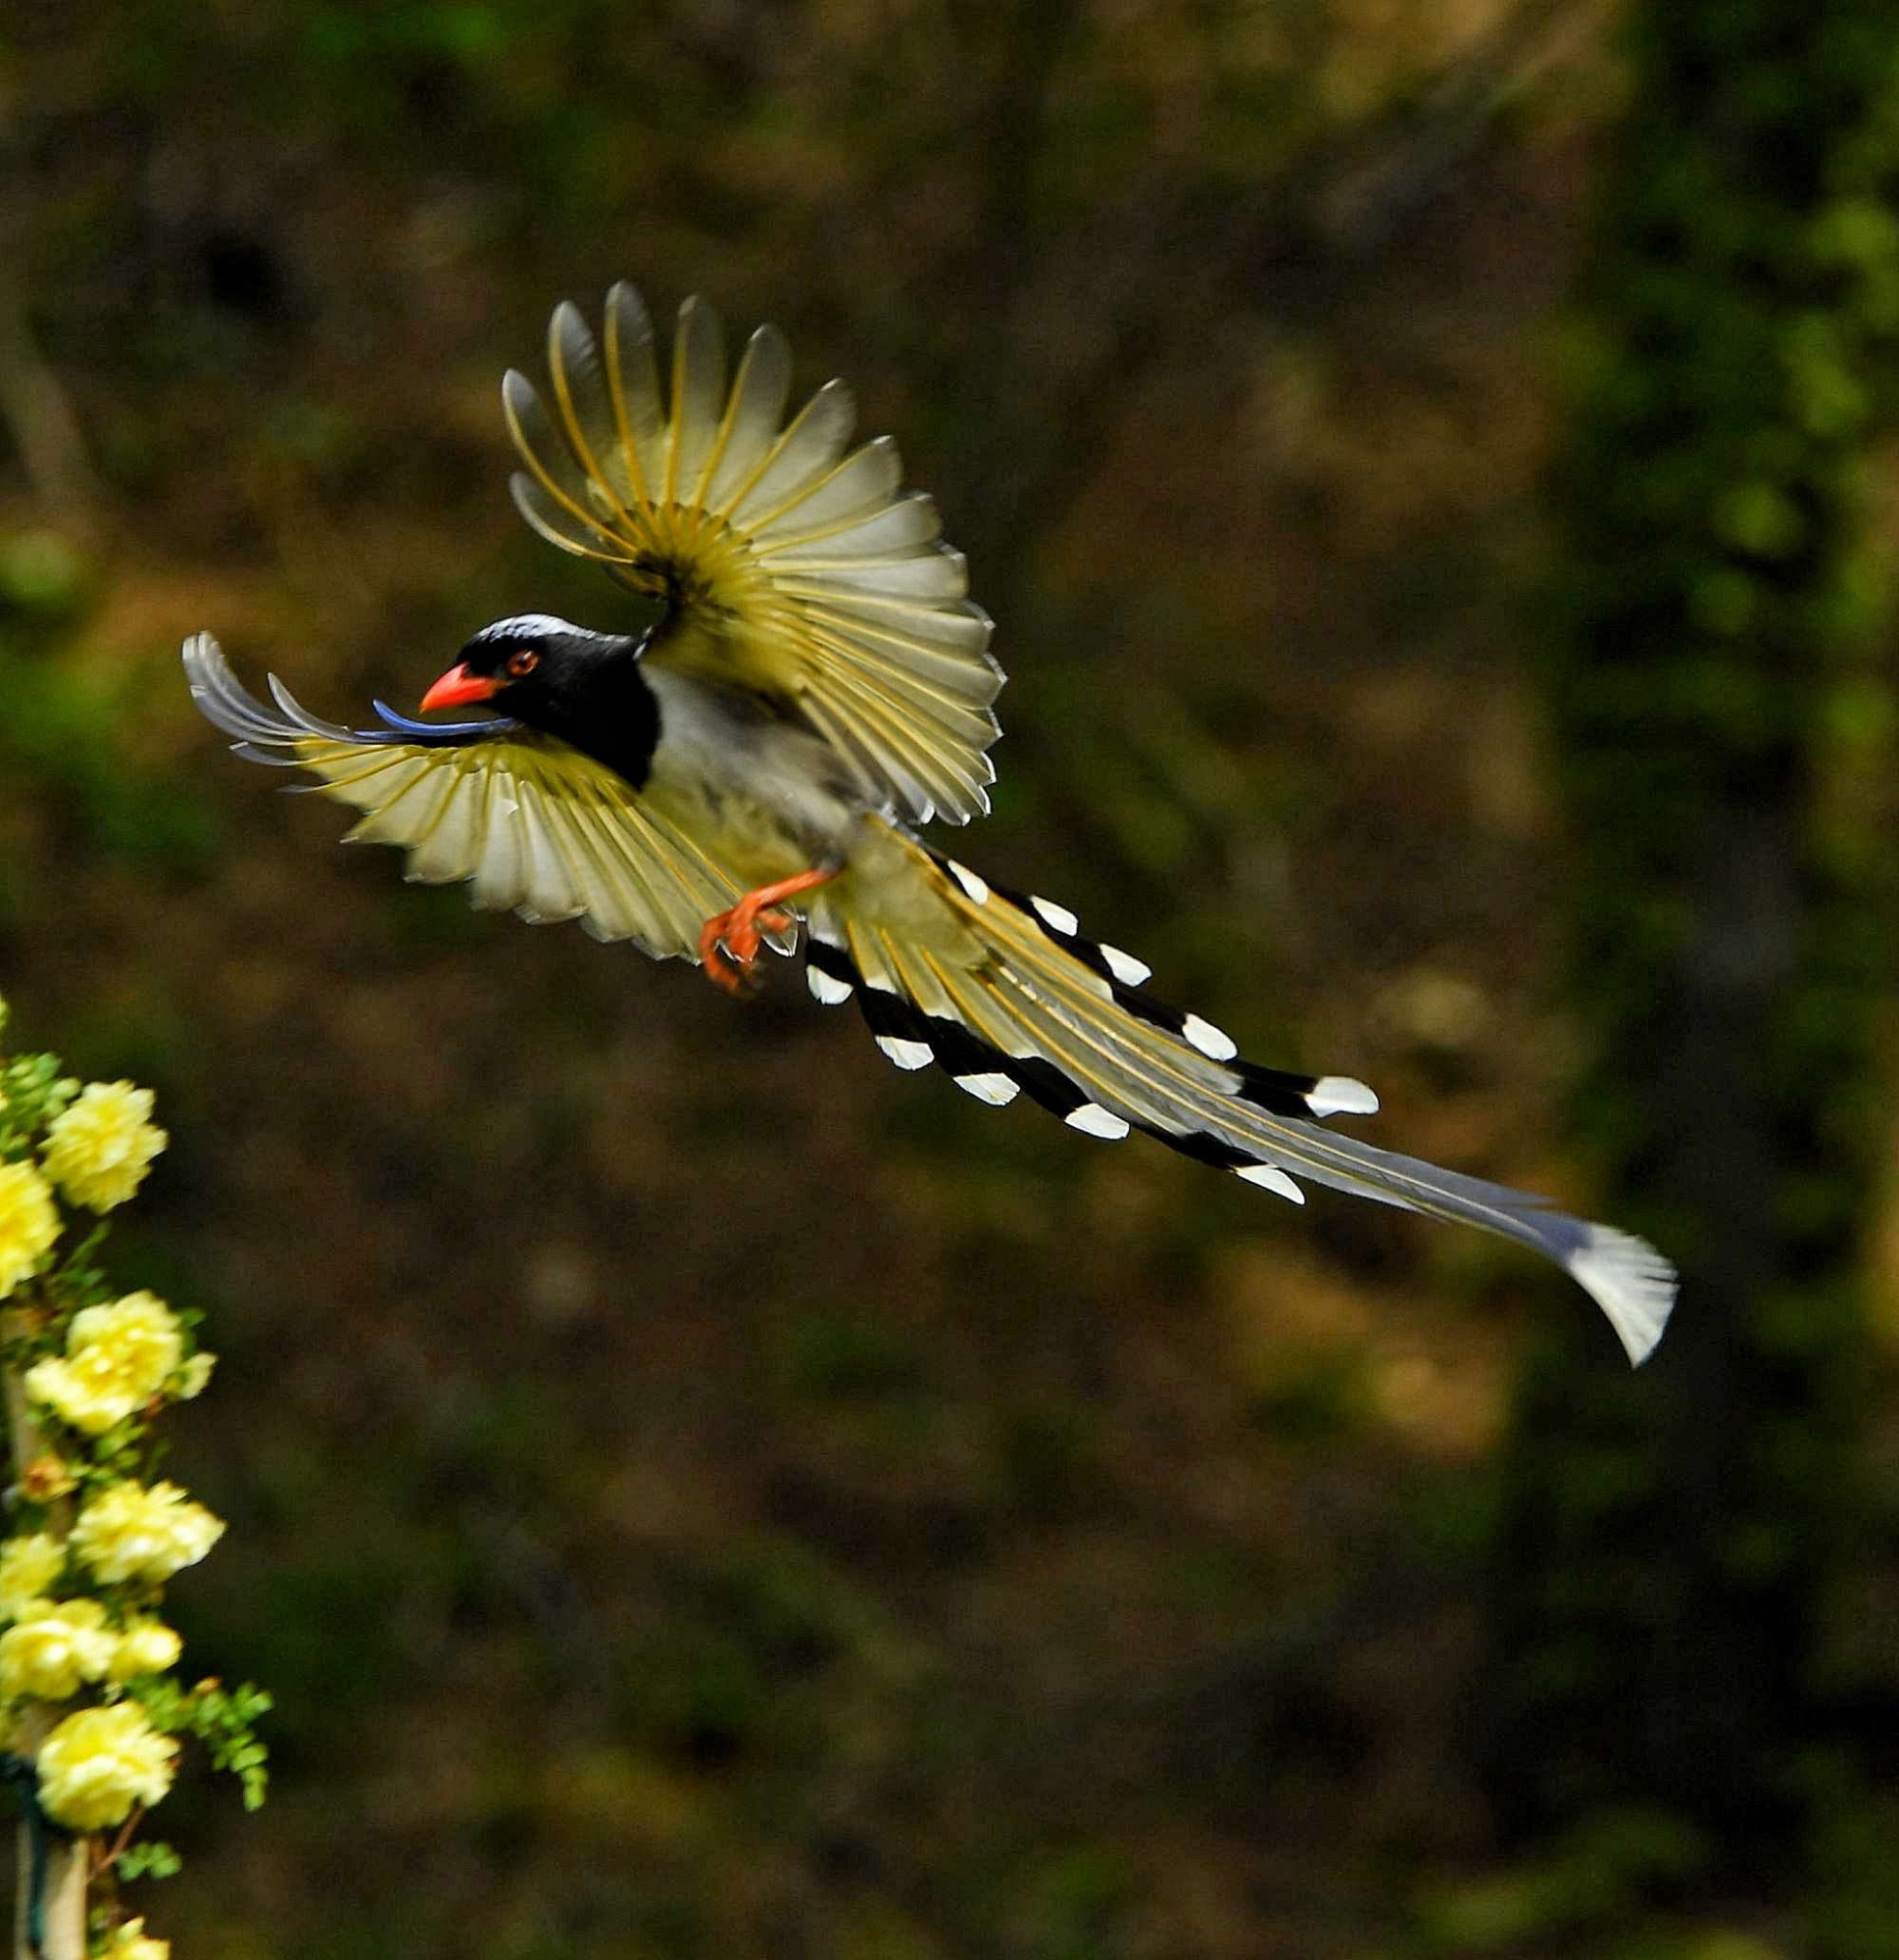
(419, 613, 658, 787)
(418, 614, 637, 719)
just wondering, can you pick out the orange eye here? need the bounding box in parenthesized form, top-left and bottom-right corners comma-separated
(507, 648, 541, 678)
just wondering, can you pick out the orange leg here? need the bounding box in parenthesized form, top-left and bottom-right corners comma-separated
(700, 867, 838, 995)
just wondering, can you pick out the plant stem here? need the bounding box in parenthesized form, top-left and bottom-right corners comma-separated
(2, 1321, 87, 1960)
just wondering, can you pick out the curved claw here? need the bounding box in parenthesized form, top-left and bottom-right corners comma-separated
(700, 906, 794, 992)
(698, 867, 837, 996)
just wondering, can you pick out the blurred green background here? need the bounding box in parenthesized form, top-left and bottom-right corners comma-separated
(4, 2, 1899, 1955)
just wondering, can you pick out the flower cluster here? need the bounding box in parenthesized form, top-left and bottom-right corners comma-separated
(72, 1481, 226, 1589)
(0, 1158, 59, 1300)
(2, 1054, 169, 1310)
(0, 1528, 196, 1713)
(0, 1530, 64, 1616)
(24, 1292, 189, 1436)
(35, 1700, 178, 1832)
(40, 1081, 168, 1215)
(0, 992, 266, 1956)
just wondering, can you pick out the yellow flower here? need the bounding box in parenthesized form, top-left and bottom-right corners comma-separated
(72, 1293, 183, 1389)
(174, 1351, 217, 1400)
(0, 1535, 65, 1621)
(24, 1351, 141, 1437)
(41, 1081, 167, 1213)
(108, 1618, 182, 1684)
(72, 1481, 224, 1587)
(107, 1921, 170, 1960)
(0, 1598, 116, 1701)
(26, 1292, 184, 1434)
(0, 1159, 59, 1299)
(34, 1701, 177, 1831)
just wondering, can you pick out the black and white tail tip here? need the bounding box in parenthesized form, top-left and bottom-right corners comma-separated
(801, 859, 1676, 1368)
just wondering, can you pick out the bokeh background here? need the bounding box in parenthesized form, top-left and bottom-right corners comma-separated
(4, 3, 1899, 1955)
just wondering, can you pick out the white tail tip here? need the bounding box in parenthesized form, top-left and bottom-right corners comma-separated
(1565, 1227, 1678, 1366)
(1236, 1162, 1306, 1204)
(1311, 1075, 1380, 1117)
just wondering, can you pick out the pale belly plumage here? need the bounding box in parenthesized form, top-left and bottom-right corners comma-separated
(638, 665, 863, 891)
(640, 664, 979, 960)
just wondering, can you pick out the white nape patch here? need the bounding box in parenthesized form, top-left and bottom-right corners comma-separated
(806, 967, 852, 1006)
(1182, 1013, 1238, 1061)
(947, 860, 991, 905)
(953, 1071, 1019, 1106)
(1099, 944, 1151, 987)
(875, 1035, 935, 1071)
(1031, 896, 1080, 935)
(1566, 1227, 1678, 1367)
(470, 612, 590, 645)
(1309, 1075, 1380, 1117)
(1237, 1163, 1305, 1204)
(1064, 1102, 1131, 1141)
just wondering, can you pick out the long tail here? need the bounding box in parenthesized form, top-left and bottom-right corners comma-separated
(805, 832, 1675, 1365)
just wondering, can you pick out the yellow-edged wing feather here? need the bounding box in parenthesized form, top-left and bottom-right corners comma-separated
(183, 633, 763, 962)
(502, 285, 1003, 827)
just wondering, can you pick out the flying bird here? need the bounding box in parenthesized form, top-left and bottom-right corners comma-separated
(183, 284, 1676, 1363)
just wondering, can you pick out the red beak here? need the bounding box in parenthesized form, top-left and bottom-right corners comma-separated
(418, 662, 503, 713)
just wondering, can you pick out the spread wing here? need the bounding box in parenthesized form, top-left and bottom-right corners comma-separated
(502, 284, 1003, 828)
(183, 633, 766, 962)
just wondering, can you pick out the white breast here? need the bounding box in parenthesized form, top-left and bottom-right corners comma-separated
(641, 666, 862, 882)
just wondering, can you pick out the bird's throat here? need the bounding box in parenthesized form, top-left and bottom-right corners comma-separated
(529, 653, 661, 791)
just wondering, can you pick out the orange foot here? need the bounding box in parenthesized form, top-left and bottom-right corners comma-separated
(699, 867, 838, 996)
(700, 903, 794, 994)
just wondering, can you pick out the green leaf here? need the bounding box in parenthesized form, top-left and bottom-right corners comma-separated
(116, 1840, 183, 1883)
